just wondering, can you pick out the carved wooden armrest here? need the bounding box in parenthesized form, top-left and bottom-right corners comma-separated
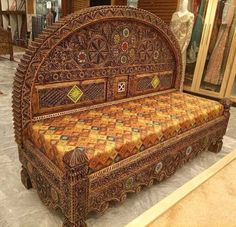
(63, 148, 89, 174)
(220, 98, 232, 117)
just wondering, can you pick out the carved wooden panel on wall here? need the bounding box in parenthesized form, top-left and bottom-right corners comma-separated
(72, 0, 89, 12)
(27, 0, 34, 14)
(138, 0, 178, 25)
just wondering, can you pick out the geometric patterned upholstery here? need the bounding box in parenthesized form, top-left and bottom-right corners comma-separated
(30, 91, 224, 173)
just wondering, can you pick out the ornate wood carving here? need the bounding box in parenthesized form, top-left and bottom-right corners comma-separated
(12, 6, 231, 227)
(12, 5, 182, 146)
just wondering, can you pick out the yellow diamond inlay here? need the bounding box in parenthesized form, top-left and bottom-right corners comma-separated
(151, 76, 160, 89)
(67, 85, 83, 103)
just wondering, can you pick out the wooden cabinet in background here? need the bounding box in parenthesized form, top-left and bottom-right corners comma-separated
(138, 0, 178, 25)
(0, 0, 27, 47)
(184, 0, 236, 103)
(0, 26, 14, 60)
(61, 0, 126, 17)
(225, 30, 236, 103)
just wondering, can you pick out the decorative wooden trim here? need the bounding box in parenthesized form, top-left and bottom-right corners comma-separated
(62, 149, 89, 225)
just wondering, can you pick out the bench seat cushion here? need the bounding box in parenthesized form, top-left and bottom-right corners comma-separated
(30, 91, 224, 173)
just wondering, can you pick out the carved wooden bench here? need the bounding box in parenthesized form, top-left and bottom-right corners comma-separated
(0, 27, 14, 61)
(12, 6, 231, 227)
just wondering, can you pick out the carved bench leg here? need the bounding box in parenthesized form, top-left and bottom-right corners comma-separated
(209, 138, 223, 154)
(62, 149, 89, 227)
(21, 166, 32, 189)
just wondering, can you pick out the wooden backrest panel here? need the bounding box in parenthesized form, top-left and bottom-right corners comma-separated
(0, 27, 13, 57)
(13, 6, 182, 145)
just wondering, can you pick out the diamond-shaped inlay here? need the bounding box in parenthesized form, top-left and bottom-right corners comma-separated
(67, 85, 83, 103)
(151, 75, 160, 89)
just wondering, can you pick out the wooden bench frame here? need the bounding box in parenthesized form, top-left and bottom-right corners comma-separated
(12, 6, 231, 226)
(0, 26, 14, 61)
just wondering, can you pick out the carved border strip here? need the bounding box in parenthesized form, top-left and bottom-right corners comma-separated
(36, 64, 175, 83)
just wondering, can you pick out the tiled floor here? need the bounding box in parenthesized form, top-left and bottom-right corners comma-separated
(0, 57, 236, 227)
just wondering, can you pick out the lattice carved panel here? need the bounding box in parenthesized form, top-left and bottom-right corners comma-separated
(34, 79, 106, 114)
(130, 72, 174, 96)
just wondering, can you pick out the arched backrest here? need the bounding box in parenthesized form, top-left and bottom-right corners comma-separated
(12, 6, 182, 145)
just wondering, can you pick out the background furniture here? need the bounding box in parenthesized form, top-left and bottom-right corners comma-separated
(138, 0, 178, 24)
(225, 40, 236, 103)
(184, 0, 236, 102)
(60, 0, 178, 25)
(31, 15, 44, 40)
(0, 0, 27, 47)
(0, 26, 14, 60)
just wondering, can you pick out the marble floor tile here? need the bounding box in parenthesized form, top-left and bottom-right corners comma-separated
(0, 58, 236, 227)
(151, 155, 236, 227)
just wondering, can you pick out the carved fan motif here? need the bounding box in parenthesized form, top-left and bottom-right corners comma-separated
(88, 37, 110, 65)
(37, 20, 175, 79)
(138, 40, 154, 62)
